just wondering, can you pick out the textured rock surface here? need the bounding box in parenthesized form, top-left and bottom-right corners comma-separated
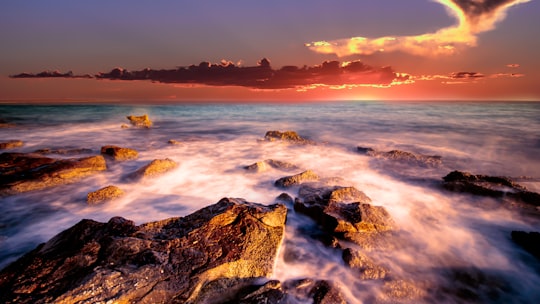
(342, 248, 388, 280)
(0, 198, 287, 304)
(443, 170, 540, 206)
(275, 170, 319, 188)
(87, 185, 125, 204)
(129, 158, 178, 180)
(244, 159, 299, 173)
(0, 140, 23, 150)
(264, 130, 314, 144)
(100, 145, 139, 161)
(357, 146, 442, 167)
(127, 114, 152, 128)
(0, 153, 107, 196)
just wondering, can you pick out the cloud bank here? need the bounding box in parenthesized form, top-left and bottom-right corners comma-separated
(306, 0, 530, 56)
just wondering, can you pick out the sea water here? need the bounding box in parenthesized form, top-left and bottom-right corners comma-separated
(1, 101, 539, 302)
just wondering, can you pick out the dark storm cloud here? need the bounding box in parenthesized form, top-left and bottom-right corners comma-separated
(10, 71, 92, 79)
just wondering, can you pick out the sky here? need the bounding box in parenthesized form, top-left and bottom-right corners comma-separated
(1, 0, 539, 102)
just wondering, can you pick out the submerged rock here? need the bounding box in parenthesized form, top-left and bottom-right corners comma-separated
(0, 140, 23, 150)
(87, 185, 125, 204)
(275, 170, 319, 188)
(33, 148, 94, 155)
(357, 146, 442, 167)
(100, 145, 139, 161)
(126, 114, 152, 128)
(443, 170, 540, 206)
(0, 198, 287, 304)
(264, 130, 314, 144)
(167, 139, 182, 145)
(128, 158, 178, 180)
(342, 248, 388, 280)
(0, 153, 107, 196)
(244, 159, 299, 173)
(511, 231, 540, 260)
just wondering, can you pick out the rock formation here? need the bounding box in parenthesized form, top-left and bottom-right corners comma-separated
(274, 170, 319, 188)
(357, 146, 442, 167)
(128, 158, 178, 180)
(0, 198, 287, 304)
(0, 140, 23, 150)
(264, 130, 314, 144)
(100, 145, 139, 161)
(127, 114, 152, 128)
(33, 148, 93, 155)
(443, 170, 540, 206)
(87, 185, 125, 204)
(244, 159, 299, 173)
(0, 153, 107, 196)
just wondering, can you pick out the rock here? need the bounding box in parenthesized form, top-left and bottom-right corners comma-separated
(126, 114, 152, 128)
(121, 124, 129, 129)
(0, 198, 287, 304)
(168, 139, 182, 145)
(264, 130, 314, 144)
(294, 185, 392, 235)
(0, 140, 23, 150)
(100, 145, 139, 161)
(342, 248, 388, 280)
(33, 148, 94, 155)
(443, 170, 540, 206)
(275, 170, 319, 188)
(511, 231, 540, 260)
(357, 146, 442, 167)
(275, 193, 294, 205)
(244, 159, 299, 173)
(87, 185, 125, 204)
(128, 158, 178, 180)
(0, 153, 107, 196)
(229, 278, 347, 304)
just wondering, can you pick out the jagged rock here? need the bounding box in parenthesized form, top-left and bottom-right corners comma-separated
(0, 198, 287, 304)
(244, 159, 299, 173)
(264, 130, 314, 144)
(33, 148, 93, 155)
(443, 170, 540, 206)
(512, 231, 540, 260)
(357, 146, 442, 167)
(0, 140, 23, 150)
(128, 158, 178, 180)
(0, 153, 107, 196)
(275, 170, 319, 188)
(168, 139, 182, 145)
(100, 145, 138, 161)
(87, 185, 125, 204)
(229, 278, 347, 304)
(294, 185, 392, 235)
(126, 114, 152, 128)
(342, 248, 388, 280)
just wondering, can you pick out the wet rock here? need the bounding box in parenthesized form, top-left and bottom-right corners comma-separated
(168, 139, 182, 145)
(229, 278, 347, 304)
(0, 140, 23, 150)
(443, 170, 540, 206)
(128, 158, 178, 180)
(275, 193, 294, 205)
(275, 170, 319, 188)
(357, 146, 442, 167)
(264, 130, 314, 144)
(126, 114, 152, 128)
(33, 148, 94, 155)
(342, 248, 388, 280)
(120, 124, 129, 129)
(0, 198, 287, 304)
(244, 159, 299, 173)
(100, 145, 139, 161)
(511, 231, 540, 260)
(0, 153, 107, 196)
(87, 185, 125, 204)
(294, 185, 392, 235)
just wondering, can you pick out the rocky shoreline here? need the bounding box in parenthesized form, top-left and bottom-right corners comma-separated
(1, 116, 540, 303)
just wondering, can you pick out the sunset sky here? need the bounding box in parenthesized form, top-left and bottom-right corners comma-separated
(1, 0, 539, 102)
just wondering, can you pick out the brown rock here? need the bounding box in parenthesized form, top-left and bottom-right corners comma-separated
(0, 153, 107, 196)
(87, 185, 125, 204)
(244, 159, 299, 173)
(342, 248, 388, 280)
(275, 170, 319, 188)
(264, 130, 314, 144)
(120, 124, 129, 129)
(0, 140, 23, 150)
(0, 198, 287, 304)
(126, 114, 152, 128)
(357, 146, 442, 167)
(168, 139, 182, 145)
(128, 158, 178, 180)
(100, 145, 138, 161)
(33, 148, 93, 155)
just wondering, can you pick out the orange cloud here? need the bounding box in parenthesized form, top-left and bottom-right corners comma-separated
(306, 0, 531, 56)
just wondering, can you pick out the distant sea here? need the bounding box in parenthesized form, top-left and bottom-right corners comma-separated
(1, 101, 539, 302)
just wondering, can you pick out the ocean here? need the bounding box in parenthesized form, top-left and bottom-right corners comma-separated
(1, 101, 539, 302)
